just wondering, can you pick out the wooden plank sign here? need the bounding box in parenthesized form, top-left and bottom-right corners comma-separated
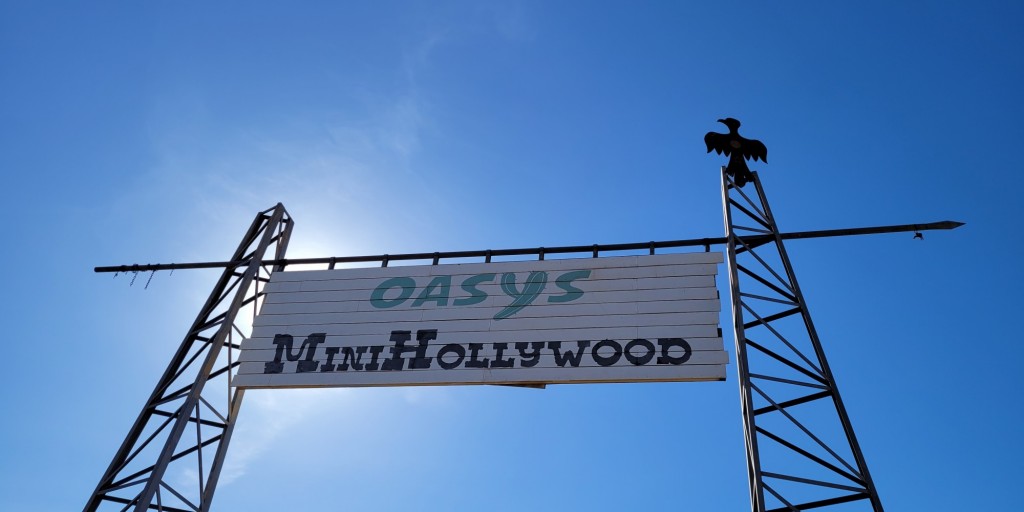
(232, 252, 727, 388)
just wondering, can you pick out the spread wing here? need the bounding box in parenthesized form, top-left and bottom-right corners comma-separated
(739, 136, 768, 163)
(704, 131, 732, 156)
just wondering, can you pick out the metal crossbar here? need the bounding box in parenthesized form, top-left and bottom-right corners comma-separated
(94, 222, 961, 274)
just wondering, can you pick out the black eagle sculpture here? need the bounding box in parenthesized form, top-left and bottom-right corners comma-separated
(704, 118, 767, 187)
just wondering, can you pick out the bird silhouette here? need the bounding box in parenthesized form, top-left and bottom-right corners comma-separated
(704, 118, 767, 187)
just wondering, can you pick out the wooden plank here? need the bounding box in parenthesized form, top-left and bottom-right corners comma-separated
(240, 326, 721, 350)
(235, 350, 728, 376)
(256, 290, 720, 313)
(269, 262, 721, 286)
(231, 363, 728, 388)
(263, 268, 720, 295)
(251, 319, 720, 339)
(257, 286, 720, 308)
(252, 299, 722, 324)
(236, 337, 726, 362)
(264, 274, 716, 294)
(268, 252, 725, 282)
(267, 262, 721, 286)
(252, 311, 719, 332)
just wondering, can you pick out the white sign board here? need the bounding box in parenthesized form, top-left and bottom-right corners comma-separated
(232, 252, 727, 388)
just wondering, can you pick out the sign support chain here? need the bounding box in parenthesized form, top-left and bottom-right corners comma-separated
(722, 168, 884, 511)
(84, 203, 293, 512)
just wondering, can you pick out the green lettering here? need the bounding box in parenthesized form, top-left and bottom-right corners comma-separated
(370, 277, 416, 309)
(547, 270, 591, 303)
(454, 273, 495, 306)
(411, 275, 452, 307)
(495, 271, 547, 320)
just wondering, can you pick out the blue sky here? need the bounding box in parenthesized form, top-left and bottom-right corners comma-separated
(2, 1, 1021, 510)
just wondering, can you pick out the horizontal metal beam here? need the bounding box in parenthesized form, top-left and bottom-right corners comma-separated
(95, 220, 964, 274)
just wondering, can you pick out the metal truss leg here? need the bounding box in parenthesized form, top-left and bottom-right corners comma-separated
(721, 170, 883, 511)
(84, 204, 293, 512)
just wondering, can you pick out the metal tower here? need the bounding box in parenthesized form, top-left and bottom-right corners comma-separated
(84, 204, 293, 512)
(86, 192, 957, 510)
(722, 169, 884, 511)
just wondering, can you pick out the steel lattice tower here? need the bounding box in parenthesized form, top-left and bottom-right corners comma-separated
(86, 180, 958, 510)
(84, 204, 293, 512)
(721, 168, 884, 511)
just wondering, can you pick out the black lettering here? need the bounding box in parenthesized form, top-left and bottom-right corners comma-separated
(515, 342, 544, 368)
(295, 333, 325, 373)
(411, 330, 437, 369)
(338, 346, 367, 371)
(367, 329, 436, 372)
(624, 338, 655, 366)
(490, 343, 515, 368)
(591, 339, 622, 366)
(657, 338, 692, 365)
(547, 341, 590, 367)
(320, 347, 340, 372)
(465, 343, 490, 368)
(264, 334, 292, 373)
(437, 344, 465, 370)
(381, 331, 413, 371)
(265, 333, 325, 374)
(364, 345, 386, 371)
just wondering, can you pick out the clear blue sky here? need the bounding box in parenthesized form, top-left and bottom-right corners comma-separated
(2, 1, 1021, 510)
